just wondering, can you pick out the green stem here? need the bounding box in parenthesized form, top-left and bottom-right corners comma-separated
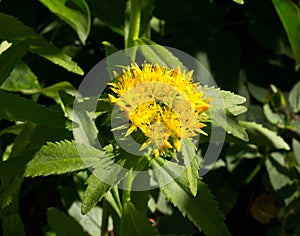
(126, 0, 141, 60)
(122, 169, 135, 203)
(101, 199, 109, 236)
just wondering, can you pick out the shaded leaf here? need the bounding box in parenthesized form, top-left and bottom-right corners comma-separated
(119, 201, 156, 236)
(47, 208, 86, 236)
(1, 61, 40, 91)
(0, 40, 30, 85)
(39, 0, 91, 44)
(0, 90, 66, 127)
(0, 13, 83, 75)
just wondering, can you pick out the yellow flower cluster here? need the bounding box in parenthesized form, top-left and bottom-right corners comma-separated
(108, 63, 210, 156)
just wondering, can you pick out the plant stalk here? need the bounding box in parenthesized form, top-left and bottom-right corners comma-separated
(101, 199, 109, 236)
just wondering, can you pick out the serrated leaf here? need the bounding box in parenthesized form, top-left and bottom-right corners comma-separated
(152, 158, 231, 236)
(81, 174, 112, 214)
(1, 61, 40, 91)
(240, 121, 290, 150)
(0, 176, 23, 209)
(24, 140, 102, 177)
(119, 201, 156, 236)
(272, 0, 300, 70)
(0, 40, 30, 85)
(39, 0, 91, 45)
(135, 38, 185, 70)
(0, 13, 83, 75)
(0, 90, 66, 127)
(47, 208, 86, 236)
(289, 81, 300, 112)
(180, 139, 199, 196)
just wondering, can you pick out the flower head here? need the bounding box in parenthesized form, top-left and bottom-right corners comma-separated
(109, 63, 210, 156)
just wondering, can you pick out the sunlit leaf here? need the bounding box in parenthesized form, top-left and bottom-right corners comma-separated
(0, 13, 83, 75)
(39, 0, 91, 45)
(152, 158, 231, 236)
(272, 0, 300, 70)
(289, 81, 300, 113)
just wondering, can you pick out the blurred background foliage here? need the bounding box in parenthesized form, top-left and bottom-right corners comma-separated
(0, 0, 300, 235)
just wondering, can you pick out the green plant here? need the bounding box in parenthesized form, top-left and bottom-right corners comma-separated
(0, 0, 299, 235)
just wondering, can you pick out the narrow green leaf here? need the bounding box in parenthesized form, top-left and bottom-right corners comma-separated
(0, 41, 30, 85)
(119, 201, 156, 236)
(47, 208, 86, 236)
(139, 0, 154, 36)
(272, 0, 300, 70)
(39, 0, 91, 44)
(1, 61, 40, 91)
(104, 187, 122, 217)
(292, 139, 300, 165)
(152, 158, 231, 236)
(102, 41, 119, 56)
(2, 212, 25, 236)
(24, 140, 101, 177)
(240, 121, 290, 150)
(0, 90, 66, 127)
(289, 81, 300, 112)
(81, 174, 111, 214)
(181, 139, 199, 196)
(135, 38, 185, 70)
(0, 13, 83, 75)
(0, 176, 23, 209)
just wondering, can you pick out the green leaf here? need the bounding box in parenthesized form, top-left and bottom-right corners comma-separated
(39, 0, 91, 45)
(0, 176, 23, 209)
(135, 38, 185, 70)
(240, 121, 290, 150)
(81, 174, 112, 214)
(47, 208, 86, 236)
(232, 0, 244, 4)
(1, 61, 40, 91)
(152, 158, 231, 236)
(181, 139, 199, 196)
(0, 13, 83, 75)
(0, 40, 30, 85)
(289, 81, 300, 112)
(24, 140, 102, 177)
(139, 0, 154, 36)
(292, 139, 300, 166)
(2, 200, 25, 236)
(0, 90, 66, 127)
(119, 201, 156, 236)
(272, 0, 300, 70)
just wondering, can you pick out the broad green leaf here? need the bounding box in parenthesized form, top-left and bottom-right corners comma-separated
(152, 158, 230, 236)
(247, 82, 268, 103)
(0, 40, 30, 85)
(272, 0, 300, 70)
(0, 90, 66, 127)
(289, 81, 300, 112)
(119, 201, 156, 236)
(0, 13, 83, 75)
(24, 140, 101, 177)
(181, 139, 199, 196)
(47, 208, 86, 236)
(240, 121, 290, 150)
(135, 38, 185, 70)
(1, 61, 40, 91)
(263, 103, 285, 126)
(39, 0, 91, 45)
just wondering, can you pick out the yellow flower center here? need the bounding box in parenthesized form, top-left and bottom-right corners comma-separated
(108, 63, 210, 156)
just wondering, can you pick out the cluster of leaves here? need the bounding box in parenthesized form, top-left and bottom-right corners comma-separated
(0, 0, 299, 236)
